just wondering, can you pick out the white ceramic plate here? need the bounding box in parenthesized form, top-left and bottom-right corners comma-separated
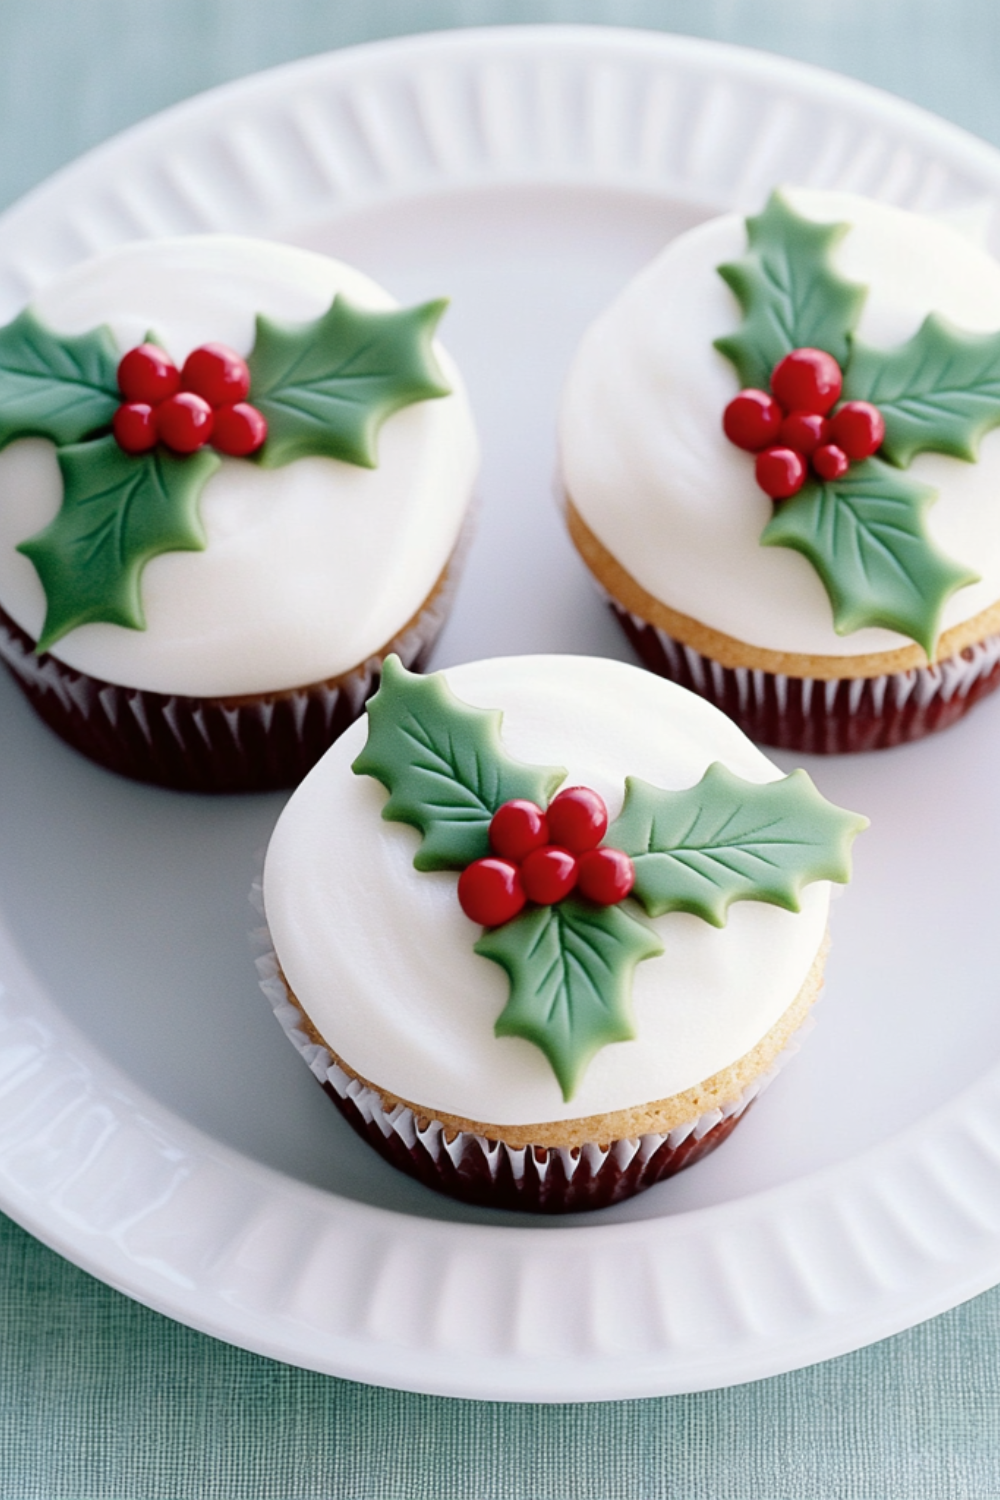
(3, 25, 1000, 1401)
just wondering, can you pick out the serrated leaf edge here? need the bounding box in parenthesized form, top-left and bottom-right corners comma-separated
(759, 462, 978, 657)
(613, 764, 867, 926)
(482, 898, 664, 1101)
(351, 656, 566, 871)
(18, 439, 217, 651)
(250, 294, 452, 470)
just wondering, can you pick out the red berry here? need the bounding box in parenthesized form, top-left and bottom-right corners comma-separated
(458, 858, 525, 927)
(155, 392, 215, 453)
(777, 410, 830, 456)
(181, 343, 251, 407)
(755, 446, 807, 500)
(489, 800, 548, 861)
(771, 348, 842, 415)
(117, 344, 180, 405)
(112, 402, 157, 454)
(521, 846, 578, 905)
(212, 402, 268, 457)
(546, 787, 608, 853)
(829, 400, 885, 461)
(722, 389, 783, 452)
(576, 848, 635, 905)
(812, 443, 850, 481)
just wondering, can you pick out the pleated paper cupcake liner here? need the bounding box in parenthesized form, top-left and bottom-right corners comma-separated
(607, 597, 1000, 755)
(251, 883, 816, 1214)
(0, 517, 474, 792)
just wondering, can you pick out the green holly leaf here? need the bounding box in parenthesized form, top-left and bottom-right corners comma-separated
(0, 307, 120, 450)
(479, 898, 664, 1102)
(760, 458, 976, 656)
(714, 191, 868, 390)
(18, 435, 219, 651)
(610, 763, 867, 928)
(846, 313, 1000, 466)
(352, 656, 566, 872)
(247, 294, 451, 469)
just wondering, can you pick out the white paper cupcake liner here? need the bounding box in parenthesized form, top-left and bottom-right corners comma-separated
(601, 586, 1000, 753)
(250, 882, 816, 1213)
(0, 506, 476, 791)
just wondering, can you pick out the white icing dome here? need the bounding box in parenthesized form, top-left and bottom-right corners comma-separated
(262, 656, 832, 1127)
(559, 189, 1000, 659)
(0, 236, 478, 697)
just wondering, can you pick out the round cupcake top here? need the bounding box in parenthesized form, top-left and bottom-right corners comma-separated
(262, 655, 863, 1128)
(560, 189, 1000, 662)
(0, 236, 478, 697)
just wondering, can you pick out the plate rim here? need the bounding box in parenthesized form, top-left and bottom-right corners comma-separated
(3, 22, 1000, 1401)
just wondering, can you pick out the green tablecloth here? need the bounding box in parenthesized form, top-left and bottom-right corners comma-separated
(4, 1207, 1000, 1498)
(4, 2, 1000, 1495)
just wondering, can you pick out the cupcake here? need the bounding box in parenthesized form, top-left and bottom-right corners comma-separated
(0, 236, 478, 790)
(258, 653, 865, 1213)
(560, 188, 1000, 752)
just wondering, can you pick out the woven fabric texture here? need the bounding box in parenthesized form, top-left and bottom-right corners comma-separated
(4, 1207, 1000, 1500)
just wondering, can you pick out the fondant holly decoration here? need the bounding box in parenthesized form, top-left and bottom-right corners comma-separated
(608, 763, 861, 926)
(113, 341, 268, 458)
(761, 462, 971, 650)
(848, 316, 1000, 466)
(725, 350, 886, 497)
(715, 191, 1000, 657)
(481, 899, 662, 1100)
(353, 656, 866, 1100)
(458, 786, 637, 926)
(351, 657, 566, 871)
(247, 297, 450, 468)
(0, 309, 120, 448)
(0, 293, 451, 650)
(716, 198, 866, 385)
(20, 438, 219, 649)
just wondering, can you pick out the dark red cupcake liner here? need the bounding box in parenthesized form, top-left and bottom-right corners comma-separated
(253, 891, 812, 1214)
(609, 600, 1000, 754)
(316, 1068, 750, 1213)
(0, 527, 469, 791)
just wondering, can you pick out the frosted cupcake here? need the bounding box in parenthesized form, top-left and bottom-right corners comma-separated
(258, 654, 865, 1213)
(560, 189, 1000, 752)
(0, 236, 478, 789)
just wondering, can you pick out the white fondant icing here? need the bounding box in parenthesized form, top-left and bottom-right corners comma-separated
(255, 907, 813, 1169)
(0, 236, 478, 696)
(262, 657, 831, 1127)
(559, 190, 1000, 658)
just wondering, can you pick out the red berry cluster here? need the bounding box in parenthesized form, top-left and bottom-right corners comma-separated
(457, 787, 636, 928)
(723, 347, 885, 500)
(112, 343, 268, 458)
